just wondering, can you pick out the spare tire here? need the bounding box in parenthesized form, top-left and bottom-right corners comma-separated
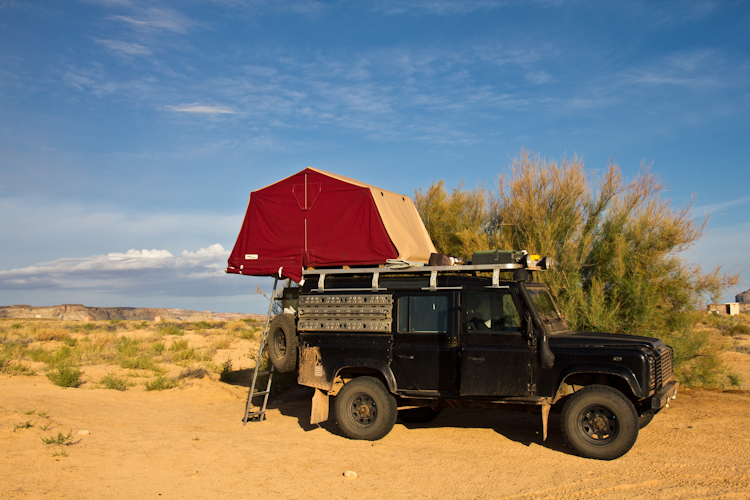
(267, 313, 298, 373)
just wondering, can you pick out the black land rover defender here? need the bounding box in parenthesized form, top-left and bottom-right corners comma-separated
(266, 255, 678, 460)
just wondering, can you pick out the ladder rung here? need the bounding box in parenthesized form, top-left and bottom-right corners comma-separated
(256, 371, 272, 376)
(252, 390, 270, 396)
(246, 411, 266, 419)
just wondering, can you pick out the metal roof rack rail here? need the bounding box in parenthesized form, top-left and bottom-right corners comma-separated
(302, 254, 553, 292)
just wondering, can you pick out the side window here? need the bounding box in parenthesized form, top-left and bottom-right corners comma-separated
(397, 295, 449, 333)
(466, 291, 521, 332)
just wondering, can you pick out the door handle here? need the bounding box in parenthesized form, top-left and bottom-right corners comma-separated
(468, 356, 485, 362)
(397, 354, 414, 360)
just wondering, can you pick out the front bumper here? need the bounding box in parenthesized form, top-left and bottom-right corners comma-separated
(647, 377, 679, 413)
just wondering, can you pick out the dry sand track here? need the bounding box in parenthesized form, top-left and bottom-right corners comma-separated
(2, 374, 749, 500)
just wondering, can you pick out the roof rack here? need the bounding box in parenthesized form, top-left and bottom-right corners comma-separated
(302, 255, 552, 292)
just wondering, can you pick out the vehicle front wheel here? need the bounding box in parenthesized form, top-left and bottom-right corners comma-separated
(560, 385, 639, 460)
(334, 377, 398, 441)
(267, 313, 298, 373)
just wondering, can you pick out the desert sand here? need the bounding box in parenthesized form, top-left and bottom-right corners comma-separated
(2, 373, 750, 500)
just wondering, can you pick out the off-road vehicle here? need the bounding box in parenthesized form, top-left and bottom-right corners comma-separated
(266, 253, 678, 460)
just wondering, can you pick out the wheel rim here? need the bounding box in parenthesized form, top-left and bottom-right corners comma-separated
(348, 393, 377, 427)
(576, 404, 619, 444)
(272, 328, 286, 358)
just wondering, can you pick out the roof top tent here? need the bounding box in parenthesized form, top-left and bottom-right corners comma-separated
(226, 167, 437, 283)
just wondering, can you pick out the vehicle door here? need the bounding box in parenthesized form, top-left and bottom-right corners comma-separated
(459, 287, 536, 396)
(390, 291, 459, 393)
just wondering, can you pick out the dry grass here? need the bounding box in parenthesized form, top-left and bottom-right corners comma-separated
(0, 318, 260, 392)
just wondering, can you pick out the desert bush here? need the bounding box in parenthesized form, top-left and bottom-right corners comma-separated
(219, 359, 239, 383)
(415, 149, 739, 387)
(212, 337, 232, 350)
(151, 341, 166, 354)
(178, 366, 209, 380)
(99, 373, 129, 391)
(46, 364, 82, 388)
(119, 355, 157, 370)
(144, 375, 178, 391)
(116, 336, 141, 357)
(157, 323, 183, 336)
(240, 328, 257, 340)
(0, 357, 35, 376)
(41, 429, 73, 446)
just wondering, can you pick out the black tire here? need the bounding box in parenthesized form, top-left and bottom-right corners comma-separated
(267, 313, 298, 373)
(398, 407, 442, 424)
(334, 377, 398, 441)
(638, 413, 656, 429)
(560, 385, 639, 460)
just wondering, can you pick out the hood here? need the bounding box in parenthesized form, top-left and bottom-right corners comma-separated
(549, 331, 664, 351)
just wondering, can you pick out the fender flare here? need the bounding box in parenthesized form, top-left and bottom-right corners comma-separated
(333, 359, 398, 393)
(555, 363, 644, 400)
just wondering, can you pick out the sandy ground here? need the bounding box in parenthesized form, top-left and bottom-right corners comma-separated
(2, 372, 750, 500)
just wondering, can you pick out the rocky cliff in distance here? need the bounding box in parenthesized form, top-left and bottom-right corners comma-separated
(736, 289, 750, 304)
(0, 304, 266, 322)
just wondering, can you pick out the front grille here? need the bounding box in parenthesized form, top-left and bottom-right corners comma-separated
(653, 346, 673, 389)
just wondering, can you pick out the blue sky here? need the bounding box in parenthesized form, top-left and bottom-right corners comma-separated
(1, 0, 748, 313)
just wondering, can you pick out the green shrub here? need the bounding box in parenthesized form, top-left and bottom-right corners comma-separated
(46, 364, 82, 388)
(178, 366, 209, 379)
(416, 149, 740, 387)
(117, 336, 141, 357)
(99, 373, 129, 391)
(724, 324, 750, 336)
(119, 355, 157, 370)
(41, 429, 73, 446)
(169, 339, 189, 351)
(157, 323, 183, 336)
(0, 358, 36, 376)
(219, 360, 239, 383)
(151, 341, 166, 354)
(144, 376, 178, 391)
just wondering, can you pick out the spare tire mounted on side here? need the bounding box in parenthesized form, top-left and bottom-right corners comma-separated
(268, 313, 298, 373)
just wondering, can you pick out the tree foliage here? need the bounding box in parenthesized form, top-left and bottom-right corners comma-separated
(415, 150, 739, 386)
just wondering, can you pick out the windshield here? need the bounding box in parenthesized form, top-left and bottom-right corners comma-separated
(527, 287, 569, 334)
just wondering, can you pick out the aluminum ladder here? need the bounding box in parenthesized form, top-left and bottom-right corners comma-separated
(242, 277, 278, 424)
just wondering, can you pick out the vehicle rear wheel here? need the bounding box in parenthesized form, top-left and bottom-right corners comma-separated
(334, 377, 397, 441)
(560, 385, 639, 460)
(398, 407, 442, 424)
(267, 313, 298, 373)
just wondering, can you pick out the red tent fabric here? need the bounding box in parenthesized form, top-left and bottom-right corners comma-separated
(227, 168, 435, 283)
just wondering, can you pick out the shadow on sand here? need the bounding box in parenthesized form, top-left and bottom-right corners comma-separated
(252, 383, 569, 455)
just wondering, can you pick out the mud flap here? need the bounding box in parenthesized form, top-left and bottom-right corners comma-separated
(541, 403, 551, 441)
(310, 388, 329, 425)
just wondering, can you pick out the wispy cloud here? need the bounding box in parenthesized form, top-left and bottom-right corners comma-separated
(166, 103, 237, 114)
(95, 38, 152, 56)
(692, 196, 750, 217)
(373, 0, 510, 16)
(107, 7, 194, 34)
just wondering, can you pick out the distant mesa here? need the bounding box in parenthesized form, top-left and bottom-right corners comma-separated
(736, 289, 750, 304)
(0, 304, 265, 322)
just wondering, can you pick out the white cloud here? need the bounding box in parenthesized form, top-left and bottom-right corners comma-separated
(0, 244, 230, 293)
(166, 103, 237, 114)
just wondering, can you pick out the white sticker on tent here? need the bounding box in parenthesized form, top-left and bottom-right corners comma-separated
(245, 254, 259, 260)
